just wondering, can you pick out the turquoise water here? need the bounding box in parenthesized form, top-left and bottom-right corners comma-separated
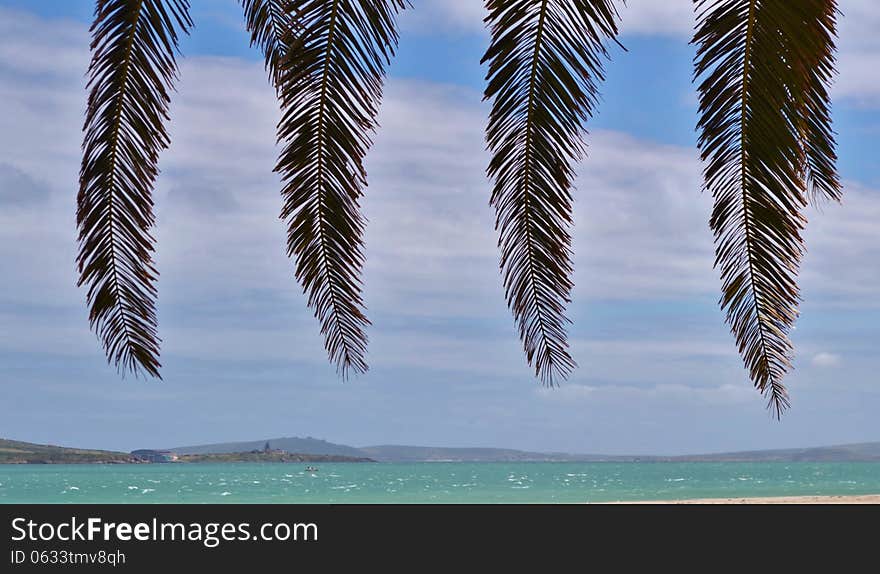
(1, 462, 879, 503)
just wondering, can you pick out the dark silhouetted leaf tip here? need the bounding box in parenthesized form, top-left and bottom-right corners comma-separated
(77, 0, 192, 379)
(692, 0, 841, 417)
(242, 0, 406, 378)
(482, 0, 621, 386)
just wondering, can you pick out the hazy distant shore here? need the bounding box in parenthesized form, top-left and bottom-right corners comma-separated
(604, 494, 880, 504)
(7, 436, 880, 463)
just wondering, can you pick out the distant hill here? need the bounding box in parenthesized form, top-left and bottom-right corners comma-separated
(665, 442, 880, 463)
(0, 438, 373, 464)
(415, 443, 880, 463)
(359, 445, 606, 462)
(169, 436, 366, 458)
(171, 438, 880, 462)
(169, 439, 595, 462)
(363, 442, 880, 463)
(0, 438, 131, 464)
(8, 435, 880, 464)
(177, 452, 374, 463)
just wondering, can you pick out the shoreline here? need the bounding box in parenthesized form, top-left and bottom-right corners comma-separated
(603, 494, 880, 504)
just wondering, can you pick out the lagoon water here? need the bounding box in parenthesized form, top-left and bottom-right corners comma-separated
(2, 462, 879, 503)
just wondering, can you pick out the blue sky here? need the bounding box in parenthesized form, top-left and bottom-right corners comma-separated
(1, 0, 879, 455)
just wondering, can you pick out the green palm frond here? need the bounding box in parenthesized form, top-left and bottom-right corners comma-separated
(243, 0, 405, 377)
(482, 0, 621, 385)
(242, 0, 305, 89)
(693, 0, 840, 416)
(77, 0, 192, 378)
(790, 0, 842, 204)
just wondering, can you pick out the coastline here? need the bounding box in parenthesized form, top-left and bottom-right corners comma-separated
(603, 494, 880, 504)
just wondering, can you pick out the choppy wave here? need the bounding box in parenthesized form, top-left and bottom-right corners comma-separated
(1, 462, 879, 504)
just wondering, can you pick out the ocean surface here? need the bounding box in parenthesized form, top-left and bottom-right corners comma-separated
(2, 462, 879, 503)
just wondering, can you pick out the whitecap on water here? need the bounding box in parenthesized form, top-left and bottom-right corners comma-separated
(141, 489, 155, 494)
(220, 492, 232, 496)
(127, 486, 139, 490)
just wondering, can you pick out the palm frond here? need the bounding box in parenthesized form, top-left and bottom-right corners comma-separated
(482, 0, 621, 385)
(693, 0, 840, 416)
(244, 0, 405, 377)
(78, 0, 192, 378)
(242, 0, 305, 89)
(790, 0, 841, 204)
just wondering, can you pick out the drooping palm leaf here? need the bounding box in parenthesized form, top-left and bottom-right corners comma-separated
(243, 0, 405, 377)
(693, 0, 840, 416)
(482, 0, 621, 385)
(790, 0, 842, 204)
(242, 0, 304, 89)
(78, 0, 192, 378)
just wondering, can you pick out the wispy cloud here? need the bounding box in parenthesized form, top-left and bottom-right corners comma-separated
(399, 0, 487, 35)
(812, 352, 843, 368)
(0, 162, 51, 206)
(2, 17, 880, 368)
(408, 0, 880, 106)
(537, 381, 760, 408)
(1, 3, 879, 453)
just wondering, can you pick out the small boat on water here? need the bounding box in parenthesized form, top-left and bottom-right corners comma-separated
(305, 466, 319, 472)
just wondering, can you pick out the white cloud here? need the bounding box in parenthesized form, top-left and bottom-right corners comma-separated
(572, 132, 714, 300)
(1, 4, 878, 383)
(403, 0, 697, 38)
(406, 1, 880, 105)
(812, 352, 842, 368)
(401, 0, 486, 35)
(0, 8, 87, 79)
(801, 182, 880, 308)
(537, 382, 759, 407)
(618, 0, 695, 37)
(3, 6, 880, 455)
(0, 162, 51, 206)
(834, 0, 880, 105)
(618, 0, 880, 106)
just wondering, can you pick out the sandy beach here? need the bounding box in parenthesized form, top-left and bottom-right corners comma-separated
(606, 494, 880, 504)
